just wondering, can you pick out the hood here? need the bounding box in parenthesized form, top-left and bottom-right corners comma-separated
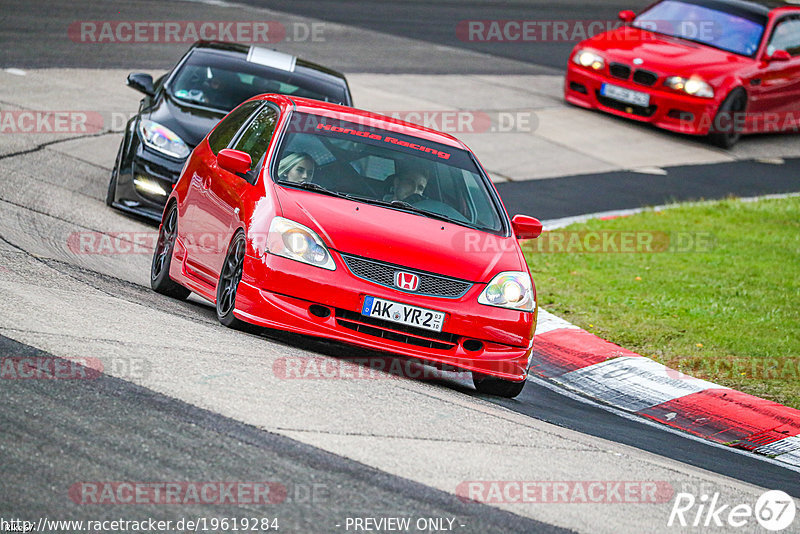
(270, 186, 526, 283)
(146, 92, 227, 148)
(583, 26, 754, 81)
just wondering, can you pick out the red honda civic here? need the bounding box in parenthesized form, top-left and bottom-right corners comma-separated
(150, 94, 543, 397)
(565, 0, 800, 147)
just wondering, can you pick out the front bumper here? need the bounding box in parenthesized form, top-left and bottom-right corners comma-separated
(113, 139, 187, 222)
(564, 65, 721, 136)
(233, 251, 537, 382)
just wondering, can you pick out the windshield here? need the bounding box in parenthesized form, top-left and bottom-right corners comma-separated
(272, 112, 506, 234)
(633, 0, 766, 57)
(168, 52, 348, 111)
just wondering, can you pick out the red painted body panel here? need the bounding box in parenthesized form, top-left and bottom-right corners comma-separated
(273, 186, 526, 282)
(564, 8, 800, 137)
(162, 95, 537, 382)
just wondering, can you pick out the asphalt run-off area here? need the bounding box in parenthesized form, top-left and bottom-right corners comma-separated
(1, 1, 799, 533)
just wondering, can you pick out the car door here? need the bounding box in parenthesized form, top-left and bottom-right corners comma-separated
(182, 100, 263, 284)
(749, 15, 800, 131)
(203, 103, 280, 280)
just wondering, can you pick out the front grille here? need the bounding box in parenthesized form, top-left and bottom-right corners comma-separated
(633, 69, 658, 86)
(335, 308, 458, 350)
(596, 91, 657, 117)
(341, 254, 472, 298)
(609, 63, 631, 80)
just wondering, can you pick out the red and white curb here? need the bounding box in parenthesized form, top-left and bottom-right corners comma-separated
(532, 305, 800, 468)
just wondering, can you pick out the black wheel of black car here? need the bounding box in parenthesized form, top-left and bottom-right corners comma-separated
(216, 232, 250, 330)
(472, 372, 527, 398)
(106, 140, 124, 207)
(150, 203, 191, 300)
(708, 88, 747, 149)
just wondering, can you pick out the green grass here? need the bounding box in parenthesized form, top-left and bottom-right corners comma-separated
(525, 196, 800, 409)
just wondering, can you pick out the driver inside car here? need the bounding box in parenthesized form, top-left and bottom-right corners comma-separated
(384, 171, 428, 202)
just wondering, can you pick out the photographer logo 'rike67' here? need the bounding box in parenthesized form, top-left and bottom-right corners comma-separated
(668, 490, 796, 531)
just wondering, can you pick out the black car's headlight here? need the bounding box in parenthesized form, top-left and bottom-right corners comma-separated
(266, 217, 336, 271)
(138, 119, 190, 159)
(573, 49, 605, 71)
(664, 76, 715, 98)
(478, 271, 535, 312)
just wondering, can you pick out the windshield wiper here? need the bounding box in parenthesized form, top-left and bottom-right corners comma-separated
(285, 181, 354, 200)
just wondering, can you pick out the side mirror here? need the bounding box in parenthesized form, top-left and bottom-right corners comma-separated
(619, 10, 636, 23)
(218, 149, 252, 175)
(511, 215, 543, 240)
(127, 73, 155, 96)
(766, 50, 791, 63)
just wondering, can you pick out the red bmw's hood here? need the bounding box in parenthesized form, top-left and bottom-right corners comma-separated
(272, 186, 526, 282)
(582, 26, 754, 79)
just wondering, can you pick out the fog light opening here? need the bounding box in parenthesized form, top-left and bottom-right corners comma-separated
(309, 305, 331, 318)
(667, 109, 694, 121)
(569, 82, 588, 95)
(463, 339, 484, 353)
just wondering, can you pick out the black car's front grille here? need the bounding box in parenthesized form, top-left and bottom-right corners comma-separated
(335, 308, 459, 350)
(609, 63, 631, 80)
(340, 254, 472, 298)
(633, 69, 658, 87)
(596, 91, 658, 117)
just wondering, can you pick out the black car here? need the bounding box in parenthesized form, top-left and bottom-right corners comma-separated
(107, 41, 353, 221)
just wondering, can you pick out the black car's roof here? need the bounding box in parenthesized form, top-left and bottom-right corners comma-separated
(189, 41, 348, 83)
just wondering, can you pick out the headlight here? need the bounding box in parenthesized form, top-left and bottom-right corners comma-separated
(573, 49, 605, 71)
(664, 76, 714, 98)
(478, 271, 535, 312)
(266, 217, 336, 271)
(138, 119, 190, 159)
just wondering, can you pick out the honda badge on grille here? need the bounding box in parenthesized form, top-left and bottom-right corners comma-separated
(394, 271, 420, 291)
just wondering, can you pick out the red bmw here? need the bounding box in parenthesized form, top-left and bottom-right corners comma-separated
(565, 0, 800, 147)
(150, 95, 543, 398)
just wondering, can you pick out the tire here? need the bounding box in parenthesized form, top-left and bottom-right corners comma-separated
(150, 203, 191, 300)
(106, 140, 124, 207)
(707, 88, 747, 149)
(472, 372, 527, 398)
(216, 231, 251, 330)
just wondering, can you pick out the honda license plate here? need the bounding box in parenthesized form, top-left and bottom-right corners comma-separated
(361, 296, 445, 333)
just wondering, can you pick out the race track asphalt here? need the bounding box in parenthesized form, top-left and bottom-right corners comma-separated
(1, 2, 799, 533)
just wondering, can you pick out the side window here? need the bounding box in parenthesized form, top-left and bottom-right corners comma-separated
(767, 17, 800, 57)
(231, 105, 279, 166)
(207, 100, 262, 155)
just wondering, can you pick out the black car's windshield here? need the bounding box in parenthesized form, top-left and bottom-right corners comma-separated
(168, 51, 349, 111)
(633, 0, 766, 57)
(273, 112, 506, 234)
